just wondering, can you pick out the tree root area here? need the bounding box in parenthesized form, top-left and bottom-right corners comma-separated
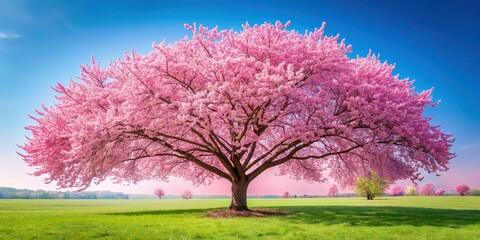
(204, 208, 294, 218)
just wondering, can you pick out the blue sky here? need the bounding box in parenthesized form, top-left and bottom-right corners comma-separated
(0, 0, 478, 194)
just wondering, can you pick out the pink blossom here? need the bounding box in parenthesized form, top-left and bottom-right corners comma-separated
(19, 21, 455, 210)
(419, 183, 435, 196)
(154, 188, 165, 199)
(456, 184, 470, 196)
(181, 190, 193, 199)
(327, 184, 339, 197)
(435, 189, 445, 195)
(389, 185, 404, 196)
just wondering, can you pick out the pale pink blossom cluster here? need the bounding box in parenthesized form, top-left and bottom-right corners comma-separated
(435, 189, 445, 195)
(419, 183, 435, 196)
(181, 190, 193, 199)
(389, 185, 404, 196)
(327, 184, 339, 197)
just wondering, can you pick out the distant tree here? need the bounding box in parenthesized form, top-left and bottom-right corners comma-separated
(405, 185, 418, 196)
(419, 183, 435, 196)
(388, 185, 403, 196)
(354, 172, 389, 200)
(282, 191, 290, 198)
(34, 190, 50, 199)
(181, 190, 193, 199)
(456, 184, 470, 196)
(469, 189, 480, 196)
(327, 184, 339, 197)
(154, 188, 165, 199)
(435, 189, 445, 195)
(48, 191, 63, 199)
(63, 192, 70, 199)
(16, 191, 31, 199)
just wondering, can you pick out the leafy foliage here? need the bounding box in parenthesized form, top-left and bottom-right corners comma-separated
(354, 172, 389, 200)
(405, 185, 418, 196)
(0, 187, 128, 199)
(469, 189, 480, 196)
(282, 191, 290, 198)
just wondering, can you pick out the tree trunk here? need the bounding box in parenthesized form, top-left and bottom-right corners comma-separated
(230, 180, 249, 211)
(366, 190, 374, 200)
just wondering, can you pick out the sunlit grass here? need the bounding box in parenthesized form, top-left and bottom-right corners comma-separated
(0, 196, 479, 239)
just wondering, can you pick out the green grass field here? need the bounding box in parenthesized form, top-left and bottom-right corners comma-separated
(1, 196, 479, 239)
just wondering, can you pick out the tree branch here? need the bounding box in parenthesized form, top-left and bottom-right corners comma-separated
(129, 130, 231, 180)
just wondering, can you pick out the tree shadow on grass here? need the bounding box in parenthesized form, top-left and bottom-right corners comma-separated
(104, 208, 220, 216)
(104, 205, 480, 228)
(275, 205, 480, 228)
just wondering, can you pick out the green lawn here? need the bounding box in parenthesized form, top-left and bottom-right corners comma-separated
(0, 196, 479, 239)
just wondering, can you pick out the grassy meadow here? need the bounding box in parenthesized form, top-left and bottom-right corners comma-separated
(0, 196, 479, 239)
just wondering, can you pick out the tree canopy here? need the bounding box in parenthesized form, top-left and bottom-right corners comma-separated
(20, 21, 454, 210)
(354, 172, 389, 200)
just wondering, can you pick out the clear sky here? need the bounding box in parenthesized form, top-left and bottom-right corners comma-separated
(0, 0, 479, 196)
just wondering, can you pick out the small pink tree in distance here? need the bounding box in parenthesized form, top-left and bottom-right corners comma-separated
(154, 188, 165, 199)
(435, 189, 445, 195)
(419, 183, 435, 196)
(389, 185, 403, 196)
(181, 190, 193, 199)
(19, 21, 455, 211)
(456, 184, 470, 196)
(282, 191, 290, 198)
(327, 184, 339, 197)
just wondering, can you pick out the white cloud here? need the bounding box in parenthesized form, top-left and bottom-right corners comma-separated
(0, 31, 20, 39)
(458, 140, 480, 151)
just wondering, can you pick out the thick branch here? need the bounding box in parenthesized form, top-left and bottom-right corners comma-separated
(248, 142, 308, 181)
(248, 141, 365, 182)
(191, 128, 236, 178)
(245, 140, 291, 171)
(130, 130, 230, 180)
(291, 144, 364, 160)
(242, 142, 256, 168)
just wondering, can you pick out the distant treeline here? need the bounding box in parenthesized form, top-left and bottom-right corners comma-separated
(0, 187, 128, 199)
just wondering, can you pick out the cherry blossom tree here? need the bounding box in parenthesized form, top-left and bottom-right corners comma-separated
(388, 185, 403, 196)
(419, 183, 435, 196)
(405, 185, 418, 196)
(20, 21, 454, 211)
(154, 188, 165, 199)
(282, 191, 290, 198)
(456, 184, 470, 196)
(435, 189, 445, 195)
(181, 190, 193, 199)
(327, 184, 339, 197)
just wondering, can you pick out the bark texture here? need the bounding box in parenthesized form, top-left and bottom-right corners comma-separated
(230, 180, 249, 211)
